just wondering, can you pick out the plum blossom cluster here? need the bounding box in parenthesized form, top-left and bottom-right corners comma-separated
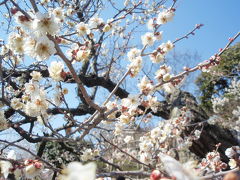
(0, 150, 43, 179)
(225, 146, 240, 169)
(10, 71, 49, 120)
(211, 79, 240, 130)
(58, 162, 96, 180)
(8, 9, 60, 61)
(66, 43, 92, 63)
(110, 93, 159, 129)
(137, 107, 200, 165)
(199, 54, 221, 73)
(199, 150, 227, 173)
(108, 107, 202, 167)
(48, 61, 65, 81)
(81, 148, 100, 162)
(127, 7, 175, 78)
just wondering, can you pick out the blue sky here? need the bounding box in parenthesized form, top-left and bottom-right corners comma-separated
(143, 0, 240, 94)
(164, 0, 240, 60)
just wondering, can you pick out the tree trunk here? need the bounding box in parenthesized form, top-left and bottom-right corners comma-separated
(165, 90, 239, 162)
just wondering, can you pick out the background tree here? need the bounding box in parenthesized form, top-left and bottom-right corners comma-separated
(196, 42, 240, 114)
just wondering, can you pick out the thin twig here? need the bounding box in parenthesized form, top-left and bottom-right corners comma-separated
(29, 0, 38, 13)
(100, 134, 152, 169)
(48, 35, 103, 112)
(154, 31, 240, 89)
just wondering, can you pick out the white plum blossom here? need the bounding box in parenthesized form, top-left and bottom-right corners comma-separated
(141, 32, 155, 46)
(105, 100, 118, 118)
(81, 149, 94, 161)
(155, 64, 171, 80)
(119, 114, 131, 124)
(194, 130, 201, 139)
(228, 159, 237, 169)
(24, 96, 48, 117)
(128, 56, 142, 77)
(122, 94, 140, 110)
(8, 33, 24, 54)
(124, 0, 130, 7)
(24, 81, 39, 95)
(0, 111, 8, 130)
(53, 88, 62, 106)
(159, 153, 198, 180)
(52, 7, 65, 22)
(150, 52, 164, 63)
(76, 49, 91, 62)
(127, 48, 141, 62)
(30, 71, 42, 81)
(102, 24, 112, 32)
(23, 37, 37, 57)
(147, 18, 155, 30)
(32, 12, 59, 36)
(48, 61, 64, 81)
(0, 150, 16, 178)
(162, 73, 172, 82)
(139, 141, 153, 151)
(25, 36, 56, 61)
(137, 76, 153, 95)
(66, 8, 74, 16)
(150, 127, 161, 139)
(24, 160, 43, 179)
(88, 16, 104, 29)
(10, 97, 24, 110)
(114, 122, 124, 135)
(160, 40, 174, 53)
(76, 22, 90, 36)
(35, 36, 56, 60)
(58, 162, 96, 180)
(162, 82, 176, 94)
(124, 135, 133, 143)
(157, 9, 175, 25)
(23, 81, 48, 117)
(140, 152, 152, 164)
(225, 146, 240, 158)
(147, 95, 159, 113)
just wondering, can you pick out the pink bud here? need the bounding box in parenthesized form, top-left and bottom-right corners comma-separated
(34, 162, 42, 169)
(150, 170, 161, 180)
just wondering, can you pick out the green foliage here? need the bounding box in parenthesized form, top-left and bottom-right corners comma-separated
(196, 42, 240, 114)
(40, 140, 92, 168)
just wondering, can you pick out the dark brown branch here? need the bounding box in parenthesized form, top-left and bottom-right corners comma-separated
(29, 0, 38, 13)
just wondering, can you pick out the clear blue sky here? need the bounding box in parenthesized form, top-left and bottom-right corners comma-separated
(163, 0, 240, 60)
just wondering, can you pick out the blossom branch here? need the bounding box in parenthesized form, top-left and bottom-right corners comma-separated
(97, 170, 150, 178)
(100, 134, 152, 169)
(200, 167, 239, 179)
(154, 31, 240, 89)
(48, 35, 103, 112)
(173, 24, 204, 44)
(9, 0, 32, 20)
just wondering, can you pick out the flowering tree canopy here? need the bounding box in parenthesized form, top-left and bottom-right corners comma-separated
(0, 0, 239, 179)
